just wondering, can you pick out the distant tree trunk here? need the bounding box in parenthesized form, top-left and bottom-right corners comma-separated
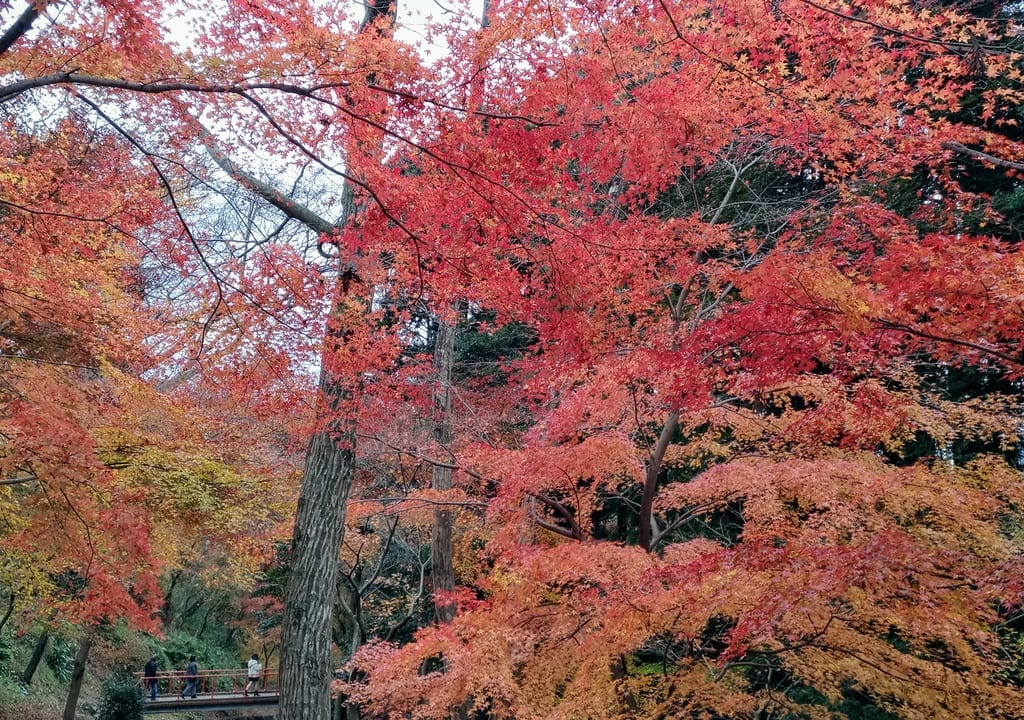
(197, 605, 212, 639)
(0, 587, 13, 635)
(431, 317, 457, 625)
(61, 635, 92, 720)
(21, 632, 48, 685)
(160, 569, 180, 623)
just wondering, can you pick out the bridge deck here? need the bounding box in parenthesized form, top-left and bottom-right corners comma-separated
(144, 691, 279, 714)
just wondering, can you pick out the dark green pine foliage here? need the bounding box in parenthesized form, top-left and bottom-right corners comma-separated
(96, 670, 145, 720)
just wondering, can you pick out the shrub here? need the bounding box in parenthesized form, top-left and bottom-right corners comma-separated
(96, 670, 144, 720)
(44, 637, 74, 683)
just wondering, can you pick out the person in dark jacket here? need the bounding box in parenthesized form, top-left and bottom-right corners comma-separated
(143, 656, 158, 701)
(180, 655, 198, 699)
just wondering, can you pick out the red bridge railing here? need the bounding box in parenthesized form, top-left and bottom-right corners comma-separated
(135, 667, 279, 700)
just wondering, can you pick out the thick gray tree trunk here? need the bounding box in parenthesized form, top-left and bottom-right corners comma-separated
(193, 4, 393, 717)
(277, 3, 395, 716)
(279, 336, 358, 720)
(61, 634, 91, 720)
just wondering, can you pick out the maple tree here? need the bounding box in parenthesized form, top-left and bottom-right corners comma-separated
(0, 118, 166, 632)
(335, 0, 1024, 718)
(0, 8, 302, 719)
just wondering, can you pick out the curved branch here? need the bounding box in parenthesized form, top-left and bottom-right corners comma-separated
(794, 0, 1013, 55)
(876, 319, 1024, 367)
(0, 71, 556, 125)
(529, 491, 586, 541)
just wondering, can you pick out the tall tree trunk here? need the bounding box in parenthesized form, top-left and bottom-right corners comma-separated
(61, 635, 92, 720)
(431, 318, 457, 625)
(21, 632, 48, 685)
(278, 344, 358, 720)
(160, 569, 180, 624)
(278, 2, 396, 717)
(192, 6, 393, 718)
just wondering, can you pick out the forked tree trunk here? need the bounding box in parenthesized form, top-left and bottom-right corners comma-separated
(431, 318, 458, 625)
(638, 410, 679, 551)
(21, 632, 48, 685)
(61, 635, 92, 720)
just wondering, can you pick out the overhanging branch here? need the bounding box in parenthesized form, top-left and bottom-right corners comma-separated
(943, 141, 1024, 172)
(185, 113, 340, 237)
(0, 1, 47, 57)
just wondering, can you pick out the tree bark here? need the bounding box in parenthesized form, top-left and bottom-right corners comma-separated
(0, 1, 47, 57)
(638, 410, 679, 552)
(431, 318, 457, 625)
(278, 351, 357, 720)
(61, 635, 92, 720)
(188, 6, 392, 719)
(21, 632, 48, 685)
(160, 569, 180, 623)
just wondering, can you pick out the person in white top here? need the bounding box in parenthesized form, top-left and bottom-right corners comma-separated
(244, 653, 262, 697)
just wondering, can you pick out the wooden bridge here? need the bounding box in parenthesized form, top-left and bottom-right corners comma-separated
(136, 667, 279, 715)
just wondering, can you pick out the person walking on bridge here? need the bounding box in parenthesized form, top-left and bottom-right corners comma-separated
(180, 655, 198, 699)
(244, 653, 262, 697)
(143, 656, 158, 701)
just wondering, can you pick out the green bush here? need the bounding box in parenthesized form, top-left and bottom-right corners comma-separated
(96, 670, 144, 720)
(0, 630, 13, 663)
(45, 636, 74, 683)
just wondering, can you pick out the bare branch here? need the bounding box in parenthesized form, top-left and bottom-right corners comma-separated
(185, 112, 340, 237)
(529, 491, 586, 541)
(652, 494, 740, 548)
(358, 516, 399, 595)
(943, 141, 1024, 172)
(0, 472, 36, 486)
(0, 354, 98, 371)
